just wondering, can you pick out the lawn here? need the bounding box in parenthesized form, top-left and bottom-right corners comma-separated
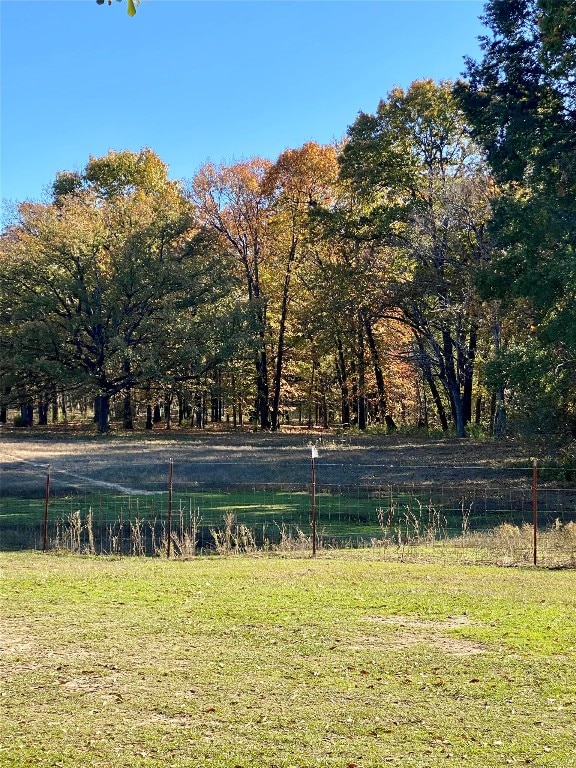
(1, 551, 575, 767)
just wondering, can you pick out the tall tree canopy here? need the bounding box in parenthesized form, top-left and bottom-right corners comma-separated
(457, 0, 576, 434)
(339, 79, 494, 437)
(1, 150, 234, 432)
(191, 159, 273, 429)
(262, 142, 340, 429)
(4, 55, 574, 437)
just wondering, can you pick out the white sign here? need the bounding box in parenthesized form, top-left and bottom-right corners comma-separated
(311, 445, 319, 459)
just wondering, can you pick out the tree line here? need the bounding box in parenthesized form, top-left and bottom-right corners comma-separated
(2, 0, 575, 437)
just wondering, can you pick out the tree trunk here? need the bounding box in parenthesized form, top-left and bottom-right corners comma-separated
(363, 313, 397, 431)
(146, 403, 153, 430)
(195, 392, 203, 428)
(38, 396, 49, 426)
(165, 393, 173, 430)
(231, 375, 237, 429)
(271, 245, 296, 431)
(442, 330, 465, 437)
(335, 336, 350, 426)
(256, 349, 270, 430)
(123, 390, 134, 430)
(462, 326, 477, 426)
(211, 383, 222, 423)
(475, 395, 482, 426)
(307, 360, 316, 429)
(20, 401, 33, 427)
(491, 323, 506, 438)
(51, 387, 59, 423)
(95, 394, 110, 434)
(319, 375, 329, 429)
(422, 366, 449, 432)
(417, 376, 429, 428)
(357, 323, 367, 431)
(492, 393, 506, 437)
(0, 387, 9, 424)
(357, 390, 367, 431)
(350, 364, 358, 426)
(415, 338, 449, 431)
(178, 394, 185, 426)
(450, 384, 465, 438)
(122, 359, 134, 430)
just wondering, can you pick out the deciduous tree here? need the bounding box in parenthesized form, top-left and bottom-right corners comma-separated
(340, 80, 495, 436)
(263, 142, 339, 429)
(191, 159, 273, 429)
(1, 150, 234, 432)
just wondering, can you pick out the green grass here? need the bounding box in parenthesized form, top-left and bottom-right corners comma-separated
(1, 489, 382, 551)
(2, 488, 380, 524)
(0, 489, 415, 552)
(1, 551, 575, 767)
(1, 485, 556, 553)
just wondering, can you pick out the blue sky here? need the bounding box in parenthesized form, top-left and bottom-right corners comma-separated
(1, 0, 486, 209)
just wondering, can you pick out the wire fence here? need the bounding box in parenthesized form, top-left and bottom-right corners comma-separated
(2, 456, 576, 566)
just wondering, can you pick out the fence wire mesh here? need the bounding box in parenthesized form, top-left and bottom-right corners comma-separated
(2, 456, 576, 566)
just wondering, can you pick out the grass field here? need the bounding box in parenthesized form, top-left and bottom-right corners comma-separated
(3, 484, 571, 555)
(1, 551, 575, 767)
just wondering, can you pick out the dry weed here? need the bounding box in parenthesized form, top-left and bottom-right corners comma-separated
(210, 512, 258, 555)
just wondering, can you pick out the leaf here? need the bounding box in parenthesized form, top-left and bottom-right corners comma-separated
(127, 0, 137, 16)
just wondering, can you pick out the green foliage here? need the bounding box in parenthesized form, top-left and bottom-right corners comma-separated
(457, 0, 576, 438)
(0, 151, 238, 432)
(96, 0, 139, 16)
(85, 148, 169, 197)
(485, 340, 576, 435)
(341, 79, 473, 201)
(338, 80, 494, 437)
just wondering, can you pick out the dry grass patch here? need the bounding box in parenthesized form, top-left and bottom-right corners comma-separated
(360, 614, 488, 656)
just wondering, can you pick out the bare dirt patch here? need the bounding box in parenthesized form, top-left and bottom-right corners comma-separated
(362, 614, 487, 656)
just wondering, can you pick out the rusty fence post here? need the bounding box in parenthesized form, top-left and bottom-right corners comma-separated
(532, 457, 538, 566)
(42, 465, 50, 552)
(310, 445, 318, 556)
(167, 458, 173, 558)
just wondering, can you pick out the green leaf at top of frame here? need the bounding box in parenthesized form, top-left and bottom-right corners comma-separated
(127, 0, 137, 16)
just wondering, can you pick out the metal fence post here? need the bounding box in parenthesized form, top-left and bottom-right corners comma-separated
(532, 457, 538, 566)
(167, 458, 173, 558)
(311, 445, 318, 556)
(42, 465, 50, 552)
